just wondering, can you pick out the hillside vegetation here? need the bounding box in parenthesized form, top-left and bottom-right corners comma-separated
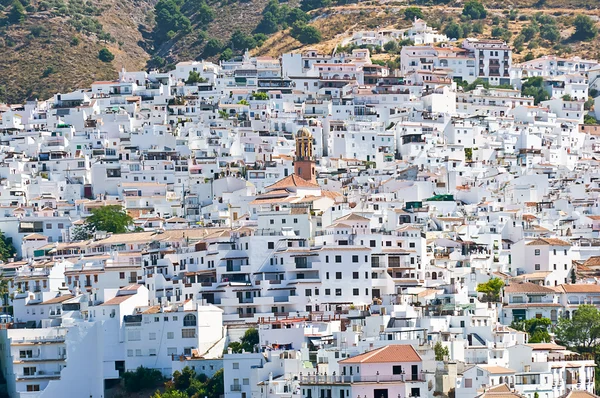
(0, 0, 600, 103)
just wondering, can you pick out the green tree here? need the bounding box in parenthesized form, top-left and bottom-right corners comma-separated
(153, 0, 191, 43)
(189, 1, 214, 26)
(404, 7, 423, 21)
(256, 11, 279, 34)
(71, 224, 94, 241)
(476, 277, 504, 302)
(521, 76, 549, 105)
(230, 30, 256, 51)
(556, 304, 600, 352)
(290, 22, 321, 44)
(444, 22, 463, 40)
(122, 366, 164, 393)
(573, 14, 598, 41)
(286, 8, 309, 25)
(462, 0, 486, 20)
(8, 0, 25, 24)
(85, 205, 133, 234)
(383, 40, 398, 54)
(228, 328, 259, 353)
(98, 48, 114, 62)
(521, 23, 539, 42)
(300, 0, 331, 12)
(252, 92, 269, 100)
(511, 318, 552, 343)
(0, 231, 16, 262)
(464, 147, 473, 161)
(434, 341, 449, 361)
(186, 71, 206, 84)
(584, 114, 598, 125)
(241, 328, 259, 351)
(540, 25, 560, 43)
(220, 48, 233, 61)
(204, 38, 222, 57)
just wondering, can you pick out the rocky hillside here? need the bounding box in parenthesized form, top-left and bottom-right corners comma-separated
(0, 0, 599, 103)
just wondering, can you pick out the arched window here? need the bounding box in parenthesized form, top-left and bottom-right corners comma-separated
(183, 314, 197, 326)
(432, 272, 437, 280)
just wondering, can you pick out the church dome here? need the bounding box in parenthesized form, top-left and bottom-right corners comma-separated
(296, 127, 312, 138)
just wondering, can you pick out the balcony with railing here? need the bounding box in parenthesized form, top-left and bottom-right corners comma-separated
(299, 373, 424, 384)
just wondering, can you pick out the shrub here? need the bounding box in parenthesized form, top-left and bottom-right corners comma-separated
(70, 36, 80, 46)
(42, 66, 56, 77)
(98, 48, 114, 62)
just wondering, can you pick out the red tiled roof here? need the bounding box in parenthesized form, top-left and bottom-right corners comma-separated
(526, 238, 571, 246)
(504, 282, 555, 294)
(265, 175, 320, 191)
(339, 345, 421, 364)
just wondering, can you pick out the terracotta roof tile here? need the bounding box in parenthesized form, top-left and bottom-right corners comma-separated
(339, 345, 421, 364)
(266, 175, 320, 191)
(504, 282, 555, 294)
(526, 238, 571, 246)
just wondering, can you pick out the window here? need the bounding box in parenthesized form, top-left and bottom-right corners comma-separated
(535, 264, 540, 271)
(149, 332, 156, 340)
(534, 249, 540, 256)
(135, 349, 142, 356)
(305, 289, 312, 296)
(167, 332, 174, 339)
(149, 349, 157, 356)
(335, 255, 342, 263)
(353, 272, 359, 279)
(325, 289, 331, 295)
(233, 363, 239, 369)
(119, 272, 125, 279)
(268, 242, 274, 249)
(127, 330, 141, 341)
(182, 329, 196, 338)
(335, 289, 342, 296)
(127, 349, 133, 357)
(23, 367, 36, 376)
(393, 366, 402, 375)
(464, 379, 472, 388)
(353, 288, 359, 296)
(154, 317, 159, 322)
(352, 255, 359, 263)
(243, 378, 250, 385)
(20, 350, 33, 358)
(183, 314, 197, 326)
(336, 272, 342, 279)
(26, 385, 40, 392)
(167, 348, 177, 356)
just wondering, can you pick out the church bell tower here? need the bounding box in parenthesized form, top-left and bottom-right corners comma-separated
(294, 127, 316, 183)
